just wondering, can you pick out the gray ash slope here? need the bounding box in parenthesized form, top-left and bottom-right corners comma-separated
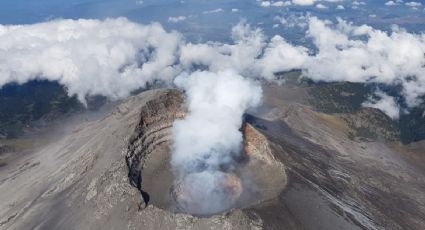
(0, 88, 424, 229)
(0, 89, 274, 230)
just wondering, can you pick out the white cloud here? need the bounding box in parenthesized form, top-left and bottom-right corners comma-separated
(385, 1, 397, 6)
(274, 16, 288, 25)
(0, 18, 182, 103)
(336, 5, 345, 10)
(352, 1, 366, 6)
(301, 17, 425, 107)
(178, 18, 425, 109)
(273, 14, 309, 28)
(316, 3, 328, 9)
(1, 16, 424, 116)
(257, 36, 309, 78)
(363, 91, 400, 119)
(168, 16, 187, 23)
(203, 8, 224, 14)
(231, 8, 239, 12)
(260, 0, 291, 7)
(260, 1, 272, 7)
(292, 0, 315, 6)
(405, 1, 422, 7)
(272, 1, 292, 7)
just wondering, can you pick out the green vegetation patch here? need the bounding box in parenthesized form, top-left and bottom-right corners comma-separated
(306, 81, 424, 144)
(307, 82, 370, 114)
(0, 80, 83, 138)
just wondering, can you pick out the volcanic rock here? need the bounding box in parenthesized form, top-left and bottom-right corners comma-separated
(1, 86, 424, 230)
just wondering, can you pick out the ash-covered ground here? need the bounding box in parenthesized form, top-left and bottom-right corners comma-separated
(0, 86, 424, 230)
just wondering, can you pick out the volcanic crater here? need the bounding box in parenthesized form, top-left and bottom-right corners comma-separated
(125, 89, 287, 216)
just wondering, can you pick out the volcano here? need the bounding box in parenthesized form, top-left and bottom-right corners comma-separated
(1, 88, 424, 230)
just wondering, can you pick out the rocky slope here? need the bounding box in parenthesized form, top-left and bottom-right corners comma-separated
(0, 89, 285, 230)
(0, 87, 424, 230)
(255, 84, 425, 230)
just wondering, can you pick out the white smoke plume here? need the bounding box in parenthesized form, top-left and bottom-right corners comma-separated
(179, 22, 266, 77)
(172, 70, 262, 173)
(171, 70, 261, 213)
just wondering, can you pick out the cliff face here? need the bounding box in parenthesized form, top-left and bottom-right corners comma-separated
(126, 89, 185, 200)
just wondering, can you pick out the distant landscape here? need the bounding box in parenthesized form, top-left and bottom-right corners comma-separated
(3, 75, 423, 144)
